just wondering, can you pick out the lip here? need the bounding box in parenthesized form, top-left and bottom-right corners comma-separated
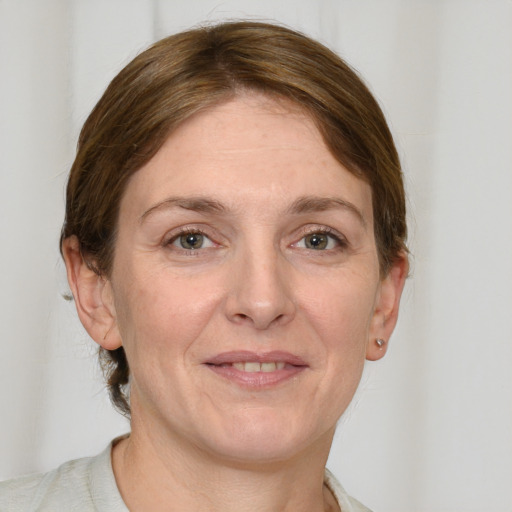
(204, 350, 308, 389)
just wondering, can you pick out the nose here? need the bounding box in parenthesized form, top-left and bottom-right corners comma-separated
(224, 243, 296, 330)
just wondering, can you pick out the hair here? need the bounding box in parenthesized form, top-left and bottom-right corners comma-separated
(61, 20, 407, 416)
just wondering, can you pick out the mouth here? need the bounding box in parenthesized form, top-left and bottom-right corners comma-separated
(219, 361, 287, 372)
(204, 351, 308, 388)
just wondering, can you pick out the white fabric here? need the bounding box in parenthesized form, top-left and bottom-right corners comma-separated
(1, 2, 511, 511)
(0, 443, 125, 512)
(0, 441, 370, 512)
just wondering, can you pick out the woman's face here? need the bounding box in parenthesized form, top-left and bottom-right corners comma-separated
(101, 93, 403, 463)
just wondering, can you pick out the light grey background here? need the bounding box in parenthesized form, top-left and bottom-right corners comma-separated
(1, 1, 511, 511)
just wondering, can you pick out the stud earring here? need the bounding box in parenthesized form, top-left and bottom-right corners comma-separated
(376, 338, 386, 348)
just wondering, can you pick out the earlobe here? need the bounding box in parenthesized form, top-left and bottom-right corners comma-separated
(366, 252, 408, 361)
(61, 236, 122, 350)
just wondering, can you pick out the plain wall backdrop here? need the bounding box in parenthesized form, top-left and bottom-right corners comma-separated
(1, 1, 511, 511)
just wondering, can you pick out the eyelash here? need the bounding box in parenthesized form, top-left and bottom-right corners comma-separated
(163, 227, 215, 254)
(295, 227, 348, 251)
(163, 225, 348, 255)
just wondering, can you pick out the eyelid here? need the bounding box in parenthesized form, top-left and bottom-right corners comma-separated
(163, 226, 218, 250)
(292, 225, 348, 250)
(171, 232, 215, 250)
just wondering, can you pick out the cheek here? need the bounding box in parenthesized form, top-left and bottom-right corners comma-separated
(304, 275, 377, 412)
(301, 271, 378, 349)
(113, 264, 225, 357)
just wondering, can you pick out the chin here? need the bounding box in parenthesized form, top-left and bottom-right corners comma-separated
(198, 411, 331, 465)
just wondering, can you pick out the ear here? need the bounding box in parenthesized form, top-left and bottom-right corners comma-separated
(366, 252, 408, 361)
(62, 236, 122, 350)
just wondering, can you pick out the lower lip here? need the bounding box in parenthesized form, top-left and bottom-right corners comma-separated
(205, 364, 307, 388)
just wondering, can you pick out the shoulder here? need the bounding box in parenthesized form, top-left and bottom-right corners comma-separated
(324, 468, 373, 512)
(0, 443, 127, 512)
(0, 455, 97, 512)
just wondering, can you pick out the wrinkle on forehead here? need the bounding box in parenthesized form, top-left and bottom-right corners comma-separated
(121, 92, 373, 234)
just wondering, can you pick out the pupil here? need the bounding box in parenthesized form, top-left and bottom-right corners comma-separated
(306, 233, 327, 250)
(182, 233, 203, 249)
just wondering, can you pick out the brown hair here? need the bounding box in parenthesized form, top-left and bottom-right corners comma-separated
(61, 21, 407, 416)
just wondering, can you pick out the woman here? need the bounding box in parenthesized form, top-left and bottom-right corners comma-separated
(0, 21, 407, 511)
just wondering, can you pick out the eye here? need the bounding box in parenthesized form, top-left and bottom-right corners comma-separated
(295, 231, 343, 251)
(170, 231, 215, 250)
(304, 233, 330, 250)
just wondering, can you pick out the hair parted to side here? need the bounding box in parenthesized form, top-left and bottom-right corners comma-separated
(61, 21, 407, 416)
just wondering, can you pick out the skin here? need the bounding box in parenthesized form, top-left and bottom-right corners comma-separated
(63, 93, 407, 511)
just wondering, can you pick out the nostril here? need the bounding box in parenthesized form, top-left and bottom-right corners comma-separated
(233, 311, 284, 328)
(233, 313, 250, 324)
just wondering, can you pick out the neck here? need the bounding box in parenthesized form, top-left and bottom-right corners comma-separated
(112, 413, 338, 512)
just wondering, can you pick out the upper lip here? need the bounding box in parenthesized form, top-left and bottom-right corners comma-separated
(205, 350, 308, 366)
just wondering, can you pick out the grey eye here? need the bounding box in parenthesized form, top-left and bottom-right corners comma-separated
(169, 230, 215, 251)
(304, 233, 329, 250)
(177, 233, 205, 250)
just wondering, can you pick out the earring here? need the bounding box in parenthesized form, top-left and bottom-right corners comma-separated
(376, 338, 386, 348)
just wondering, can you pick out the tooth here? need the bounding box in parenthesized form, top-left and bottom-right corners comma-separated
(244, 362, 261, 373)
(233, 362, 245, 371)
(276, 362, 285, 370)
(261, 362, 277, 372)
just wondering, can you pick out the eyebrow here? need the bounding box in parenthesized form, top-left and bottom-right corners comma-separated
(140, 194, 366, 227)
(140, 197, 227, 222)
(287, 196, 367, 228)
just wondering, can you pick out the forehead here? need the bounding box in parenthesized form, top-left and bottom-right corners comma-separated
(120, 93, 373, 223)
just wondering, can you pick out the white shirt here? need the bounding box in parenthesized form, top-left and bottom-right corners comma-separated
(0, 441, 371, 512)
